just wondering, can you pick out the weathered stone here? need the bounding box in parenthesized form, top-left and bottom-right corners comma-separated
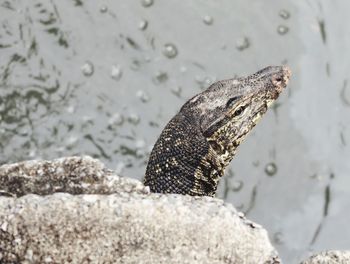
(301, 250, 350, 264)
(0, 157, 279, 263)
(0, 156, 149, 197)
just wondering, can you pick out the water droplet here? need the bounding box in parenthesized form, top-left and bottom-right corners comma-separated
(141, 0, 154, 7)
(136, 90, 150, 103)
(135, 139, 146, 149)
(108, 113, 124, 127)
(195, 76, 216, 89)
(273, 232, 284, 245)
(136, 149, 145, 158)
(54, 146, 64, 155)
(18, 127, 29, 136)
(138, 20, 148, 30)
(153, 71, 168, 84)
(171, 86, 182, 97)
(179, 66, 187, 73)
(81, 61, 94, 77)
(82, 115, 94, 124)
(149, 121, 159, 127)
(265, 162, 277, 176)
(235, 37, 250, 51)
(66, 105, 75, 114)
(111, 65, 123, 81)
(28, 149, 37, 158)
(231, 180, 243, 192)
(279, 9, 290, 19)
(128, 113, 140, 125)
(203, 15, 214, 25)
(163, 43, 178, 59)
(277, 25, 289, 35)
(66, 136, 78, 148)
(100, 5, 108, 13)
(130, 59, 141, 71)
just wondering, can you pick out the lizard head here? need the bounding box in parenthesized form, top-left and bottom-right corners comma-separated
(185, 65, 291, 164)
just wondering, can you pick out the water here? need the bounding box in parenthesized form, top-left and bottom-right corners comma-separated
(279, 9, 291, 20)
(203, 15, 214, 25)
(235, 37, 250, 51)
(277, 25, 289, 35)
(265, 162, 278, 176)
(141, 0, 154, 8)
(110, 65, 123, 81)
(81, 61, 94, 77)
(1, 1, 350, 263)
(162, 43, 178, 59)
(138, 20, 148, 31)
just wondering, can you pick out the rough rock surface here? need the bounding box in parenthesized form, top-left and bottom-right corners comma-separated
(300, 250, 350, 264)
(0, 156, 279, 263)
(0, 156, 148, 197)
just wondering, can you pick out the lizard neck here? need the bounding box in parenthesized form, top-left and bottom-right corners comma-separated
(144, 113, 224, 196)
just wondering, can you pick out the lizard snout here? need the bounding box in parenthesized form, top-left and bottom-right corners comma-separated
(271, 66, 291, 93)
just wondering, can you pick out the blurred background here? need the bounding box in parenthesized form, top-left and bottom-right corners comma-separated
(1, 0, 349, 262)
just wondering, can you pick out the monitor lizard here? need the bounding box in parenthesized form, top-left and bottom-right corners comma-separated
(144, 66, 291, 197)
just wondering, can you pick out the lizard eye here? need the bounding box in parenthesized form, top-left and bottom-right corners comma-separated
(226, 96, 239, 109)
(233, 105, 246, 117)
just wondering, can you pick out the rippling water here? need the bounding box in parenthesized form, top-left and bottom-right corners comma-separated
(1, 0, 350, 262)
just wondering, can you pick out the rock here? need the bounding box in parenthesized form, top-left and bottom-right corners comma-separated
(0, 156, 149, 197)
(0, 156, 279, 264)
(301, 250, 350, 264)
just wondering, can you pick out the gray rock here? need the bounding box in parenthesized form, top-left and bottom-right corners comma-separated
(301, 250, 350, 264)
(0, 156, 279, 263)
(0, 156, 149, 197)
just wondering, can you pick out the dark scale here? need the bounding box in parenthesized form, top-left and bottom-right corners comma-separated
(144, 66, 291, 196)
(144, 113, 211, 195)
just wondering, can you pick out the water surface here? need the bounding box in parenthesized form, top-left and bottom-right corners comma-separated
(1, 0, 350, 262)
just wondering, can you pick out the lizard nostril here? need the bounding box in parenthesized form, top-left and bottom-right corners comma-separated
(275, 77, 283, 82)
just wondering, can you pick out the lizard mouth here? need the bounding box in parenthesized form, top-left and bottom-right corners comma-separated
(251, 104, 268, 124)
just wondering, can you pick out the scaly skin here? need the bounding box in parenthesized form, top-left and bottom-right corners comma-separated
(144, 66, 291, 196)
